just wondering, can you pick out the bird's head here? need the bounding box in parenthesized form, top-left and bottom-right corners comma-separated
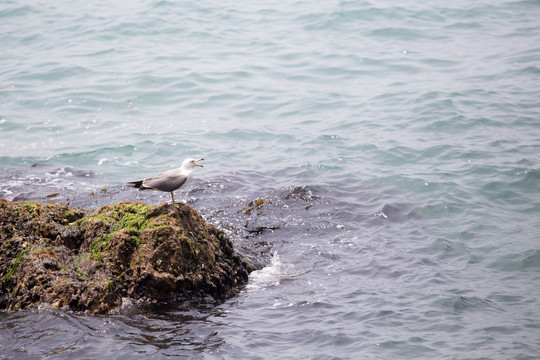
(182, 158, 204, 169)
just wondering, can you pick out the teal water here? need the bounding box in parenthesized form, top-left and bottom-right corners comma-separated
(1, 1, 540, 359)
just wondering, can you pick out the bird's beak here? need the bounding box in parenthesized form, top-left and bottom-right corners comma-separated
(195, 158, 204, 167)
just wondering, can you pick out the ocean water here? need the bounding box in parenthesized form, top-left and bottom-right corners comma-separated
(1, 0, 540, 359)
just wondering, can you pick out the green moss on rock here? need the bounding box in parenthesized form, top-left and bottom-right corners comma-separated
(0, 199, 249, 313)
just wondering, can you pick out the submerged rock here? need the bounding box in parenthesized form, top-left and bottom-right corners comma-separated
(0, 199, 250, 313)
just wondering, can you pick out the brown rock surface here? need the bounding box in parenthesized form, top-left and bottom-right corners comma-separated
(0, 199, 249, 313)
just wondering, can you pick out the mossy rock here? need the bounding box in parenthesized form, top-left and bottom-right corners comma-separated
(0, 199, 249, 313)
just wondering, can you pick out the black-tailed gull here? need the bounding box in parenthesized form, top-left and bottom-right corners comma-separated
(126, 158, 204, 205)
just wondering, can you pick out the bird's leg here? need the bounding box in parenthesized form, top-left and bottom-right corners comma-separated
(170, 192, 176, 207)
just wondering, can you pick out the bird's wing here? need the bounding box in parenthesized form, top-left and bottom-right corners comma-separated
(142, 171, 187, 192)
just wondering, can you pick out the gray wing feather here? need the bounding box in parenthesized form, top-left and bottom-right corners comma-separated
(142, 173, 187, 192)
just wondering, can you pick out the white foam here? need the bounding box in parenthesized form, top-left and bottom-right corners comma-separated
(0, 188, 13, 197)
(246, 251, 282, 290)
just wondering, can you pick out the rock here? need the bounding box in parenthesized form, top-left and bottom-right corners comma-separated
(0, 199, 250, 313)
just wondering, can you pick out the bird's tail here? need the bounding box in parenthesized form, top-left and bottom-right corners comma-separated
(126, 180, 144, 189)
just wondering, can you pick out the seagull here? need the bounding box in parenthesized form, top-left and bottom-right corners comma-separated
(126, 158, 204, 206)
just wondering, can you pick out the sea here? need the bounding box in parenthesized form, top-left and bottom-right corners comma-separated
(1, 0, 539, 359)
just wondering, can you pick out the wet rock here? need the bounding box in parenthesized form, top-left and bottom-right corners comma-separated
(0, 199, 250, 314)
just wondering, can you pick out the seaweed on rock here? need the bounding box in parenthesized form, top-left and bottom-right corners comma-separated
(0, 199, 250, 314)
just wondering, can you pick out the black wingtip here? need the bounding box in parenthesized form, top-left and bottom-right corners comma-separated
(126, 180, 144, 188)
